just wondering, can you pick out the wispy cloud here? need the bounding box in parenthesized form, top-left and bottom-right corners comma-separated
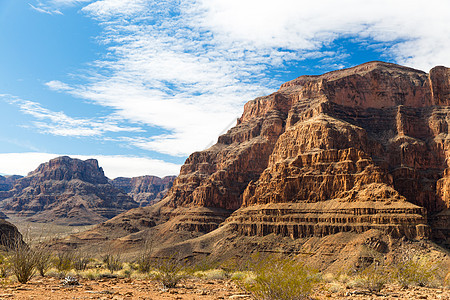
(0, 152, 181, 178)
(30, 0, 450, 158)
(2, 95, 142, 137)
(29, 4, 63, 15)
(30, 0, 93, 14)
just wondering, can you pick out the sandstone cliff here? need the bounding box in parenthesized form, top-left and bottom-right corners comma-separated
(0, 156, 138, 225)
(111, 175, 176, 206)
(164, 61, 449, 244)
(58, 62, 450, 260)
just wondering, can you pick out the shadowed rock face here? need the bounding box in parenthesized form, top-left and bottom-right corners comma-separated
(0, 219, 23, 250)
(162, 61, 449, 244)
(0, 156, 139, 225)
(111, 176, 176, 206)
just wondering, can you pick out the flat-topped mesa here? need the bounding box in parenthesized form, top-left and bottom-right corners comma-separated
(161, 61, 449, 242)
(280, 61, 449, 109)
(0, 156, 138, 225)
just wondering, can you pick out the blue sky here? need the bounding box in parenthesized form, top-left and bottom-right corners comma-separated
(0, 0, 449, 178)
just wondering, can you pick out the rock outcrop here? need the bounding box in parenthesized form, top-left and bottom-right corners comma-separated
(0, 156, 138, 225)
(164, 61, 449, 244)
(111, 175, 176, 206)
(59, 62, 450, 258)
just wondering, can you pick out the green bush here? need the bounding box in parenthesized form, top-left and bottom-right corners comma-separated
(241, 254, 320, 300)
(354, 263, 389, 293)
(393, 255, 437, 288)
(152, 255, 187, 289)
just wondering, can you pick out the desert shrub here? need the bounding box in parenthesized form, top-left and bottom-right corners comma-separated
(0, 254, 8, 278)
(354, 263, 389, 293)
(241, 254, 320, 300)
(53, 251, 75, 273)
(102, 253, 122, 272)
(152, 254, 187, 289)
(8, 240, 39, 283)
(73, 252, 90, 271)
(34, 245, 52, 277)
(194, 268, 227, 280)
(135, 240, 154, 273)
(393, 255, 437, 288)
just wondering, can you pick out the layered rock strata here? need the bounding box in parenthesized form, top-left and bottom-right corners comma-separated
(166, 61, 449, 244)
(111, 175, 176, 206)
(0, 156, 138, 225)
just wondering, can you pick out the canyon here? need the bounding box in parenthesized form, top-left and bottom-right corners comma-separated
(47, 62, 450, 270)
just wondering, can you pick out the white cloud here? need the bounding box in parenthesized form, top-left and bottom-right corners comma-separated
(31, 0, 450, 158)
(195, 0, 450, 70)
(82, 0, 149, 20)
(3, 95, 142, 137)
(0, 153, 180, 178)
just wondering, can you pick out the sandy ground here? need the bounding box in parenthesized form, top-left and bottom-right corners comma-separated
(0, 276, 448, 300)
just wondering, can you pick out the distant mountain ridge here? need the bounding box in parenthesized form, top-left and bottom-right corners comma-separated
(111, 175, 176, 206)
(0, 156, 139, 225)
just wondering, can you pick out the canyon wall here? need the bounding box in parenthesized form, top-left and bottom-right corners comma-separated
(165, 61, 449, 244)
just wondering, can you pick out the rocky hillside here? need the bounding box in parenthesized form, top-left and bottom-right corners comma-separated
(58, 62, 450, 268)
(111, 175, 176, 206)
(0, 156, 139, 225)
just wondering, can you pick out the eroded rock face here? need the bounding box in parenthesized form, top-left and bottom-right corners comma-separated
(165, 61, 449, 244)
(0, 156, 138, 225)
(111, 176, 176, 206)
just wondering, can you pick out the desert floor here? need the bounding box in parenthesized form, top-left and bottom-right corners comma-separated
(0, 276, 448, 300)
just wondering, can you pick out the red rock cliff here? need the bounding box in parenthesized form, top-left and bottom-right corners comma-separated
(165, 61, 449, 243)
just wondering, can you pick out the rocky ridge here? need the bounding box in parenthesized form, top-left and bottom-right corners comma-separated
(0, 156, 139, 225)
(58, 62, 450, 267)
(111, 175, 176, 206)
